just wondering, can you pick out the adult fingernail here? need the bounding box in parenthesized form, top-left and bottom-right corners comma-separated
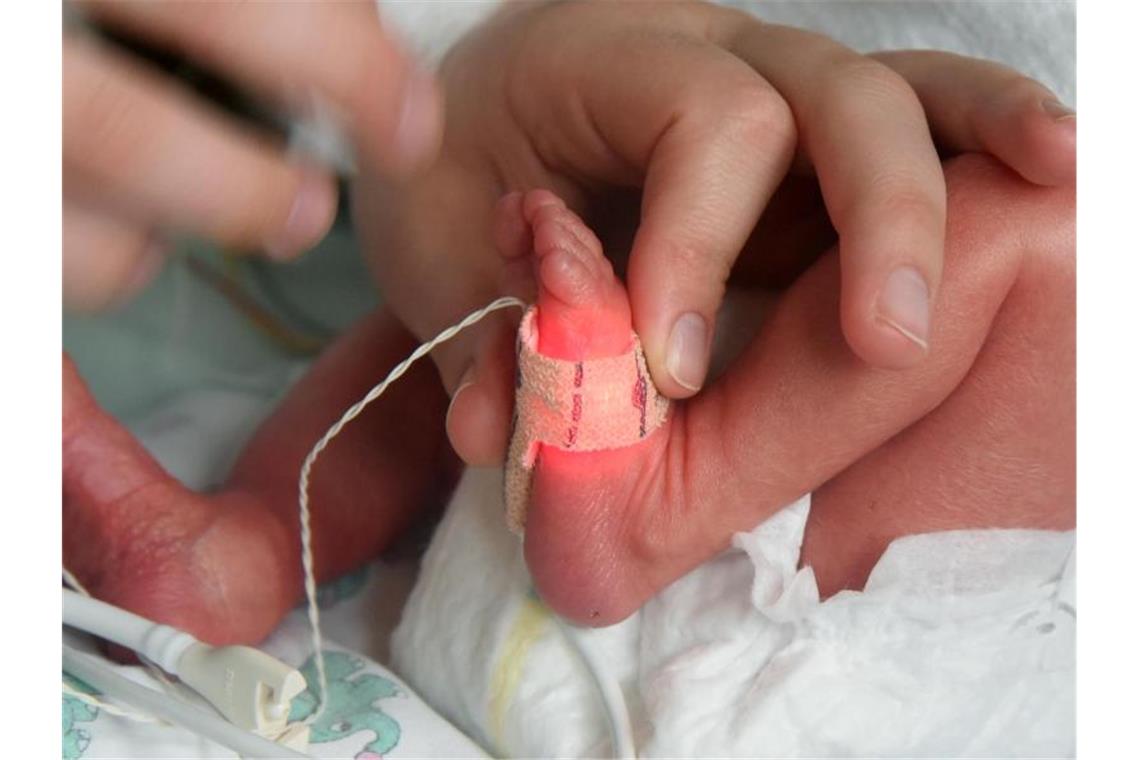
(268, 171, 337, 260)
(876, 266, 931, 351)
(1042, 98, 1076, 122)
(446, 365, 477, 433)
(393, 67, 442, 169)
(666, 312, 710, 392)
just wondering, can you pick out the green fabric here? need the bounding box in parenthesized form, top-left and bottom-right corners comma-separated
(63, 230, 379, 423)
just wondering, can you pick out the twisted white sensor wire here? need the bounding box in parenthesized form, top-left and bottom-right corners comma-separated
(296, 296, 527, 715)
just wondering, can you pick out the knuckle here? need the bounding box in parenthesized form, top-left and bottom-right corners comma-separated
(825, 56, 924, 119)
(833, 56, 914, 102)
(854, 172, 946, 233)
(883, 181, 945, 227)
(657, 236, 735, 291)
(717, 80, 796, 149)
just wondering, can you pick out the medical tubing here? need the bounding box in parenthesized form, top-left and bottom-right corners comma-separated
(63, 644, 311, 760)
(63, 588, 195, 674)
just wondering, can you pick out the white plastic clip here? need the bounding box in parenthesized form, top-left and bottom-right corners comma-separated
(62, 590, 309, 747)
(177, 643, 307, 738)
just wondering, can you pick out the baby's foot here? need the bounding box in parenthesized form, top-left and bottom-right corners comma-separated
(496, 158, 1074, 626)
(63, 354, 296, 644)
(63, 311, 454, 645)
(501, 190, 676, 623)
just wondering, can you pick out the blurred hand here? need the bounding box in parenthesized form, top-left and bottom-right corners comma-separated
(64, 0, 443, 311)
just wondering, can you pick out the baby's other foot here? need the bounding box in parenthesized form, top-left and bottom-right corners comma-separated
(63, 355, 296, 644)
(63, 309, 453, 645)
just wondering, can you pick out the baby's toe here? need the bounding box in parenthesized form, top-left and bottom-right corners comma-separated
(525, 191, 631, 358)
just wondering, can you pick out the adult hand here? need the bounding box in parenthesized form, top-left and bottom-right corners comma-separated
(64, 0, 443, 311)
(353, 0, 1074, 466)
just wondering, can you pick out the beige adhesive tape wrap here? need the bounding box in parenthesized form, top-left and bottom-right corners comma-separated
(504, 307, 671, 533)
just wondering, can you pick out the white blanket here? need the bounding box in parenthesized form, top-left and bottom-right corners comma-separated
(392, 468, 1075, 757)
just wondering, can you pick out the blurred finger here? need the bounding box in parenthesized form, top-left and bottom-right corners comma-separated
(64, 37, 337, 258)
(80, 0, 442, 174)
(63, 200, 164, 312)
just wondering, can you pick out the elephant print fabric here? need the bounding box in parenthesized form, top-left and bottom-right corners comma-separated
(291, 651, 403, 759)
(62, 693, 98, 760)
(61, 679, 99, 760)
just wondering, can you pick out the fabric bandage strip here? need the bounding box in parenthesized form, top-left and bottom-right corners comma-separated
(504, 307, 670, 533)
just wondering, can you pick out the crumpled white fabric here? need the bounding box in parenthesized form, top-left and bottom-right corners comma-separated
(391, 467, 1074, 758)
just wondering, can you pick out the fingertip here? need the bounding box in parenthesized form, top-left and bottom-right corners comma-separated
(843, 318, 929, 370)
(635, 330, 705, 401)
(110, 239, 169, 308)
(841, 269, 932, 370)
(979, 94, 1076, 188)
(1040, 98, 1077, 123)
(264, 167, 338, 261)
(443, 321, 518, 466)
(1018, 98, 1076, 186)
(63, 205, 165, 313)
(388, 66, 445, 175)
(662, 310, 712, 397)
(630, 284, 713, 400)
(445, 374, 511, 467)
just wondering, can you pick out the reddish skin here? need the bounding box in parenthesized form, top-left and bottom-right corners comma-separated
(63, 310, 454, 645)
(516, 154, 1074, 623)
(62, 153, 1073, 642)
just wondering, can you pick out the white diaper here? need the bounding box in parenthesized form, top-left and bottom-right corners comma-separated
(391, 467, 1075, 758)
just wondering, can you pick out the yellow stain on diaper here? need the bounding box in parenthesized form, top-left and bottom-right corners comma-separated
(489, 594, 550, 749)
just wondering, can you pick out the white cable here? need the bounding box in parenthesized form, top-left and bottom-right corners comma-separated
(553, 618, 637, 759)
(63, 589, 196, 673)
(65, 294, 632, 756)
(62, 570, 190, 726)
(63, 644, 312, 759)
(296, 295, 527, 715)
(62, 676, 166, 725)
(63, 589, 306, 737)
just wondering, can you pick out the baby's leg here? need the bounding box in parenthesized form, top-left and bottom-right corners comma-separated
(499, 154, 1073, 624)
(63, 309, 454, 644)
